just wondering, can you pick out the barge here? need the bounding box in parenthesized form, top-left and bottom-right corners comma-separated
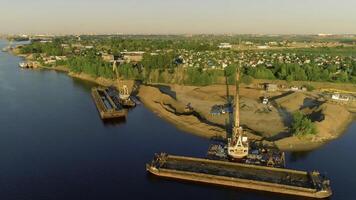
(207, 143, 286, 168)
(106, 86, 136, 108)
(91, 87, 127, 119)
(146, 153, 332, 199)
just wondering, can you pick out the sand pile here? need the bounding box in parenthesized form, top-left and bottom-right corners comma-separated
(138, 85, 226, 139)
(315, 103, 352, 140)
(275, 92, 308, 112)
(275, 102, 352, 151)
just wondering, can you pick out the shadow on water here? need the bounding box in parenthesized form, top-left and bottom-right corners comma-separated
(102, 118, 127, 126)
(147, 173, 313, 200)
(288, 151, 313, 162)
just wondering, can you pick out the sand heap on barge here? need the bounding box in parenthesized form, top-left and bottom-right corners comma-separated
(147, 153, 332, 198)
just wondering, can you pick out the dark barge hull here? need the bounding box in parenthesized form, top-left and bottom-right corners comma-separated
(146, 153, 332, 199)
(91, 88, 127, 119)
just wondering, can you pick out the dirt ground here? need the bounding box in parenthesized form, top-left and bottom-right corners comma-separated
(169, 84, 287, 138)
(137, 84, 289, 141)
(137, 83, 354, 151)
(138, 85, 227, 139)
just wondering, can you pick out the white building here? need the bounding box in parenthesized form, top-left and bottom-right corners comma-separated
(218, 43, 232, 49)
(331, 94, 350, 101)
(257, 45, 269, 49)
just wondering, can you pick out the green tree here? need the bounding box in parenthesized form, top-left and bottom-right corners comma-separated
(320, 69, 330, 81)
(247, 66, 275, 80)
(291, 112, 317, 137)
(351, 61, 356, 76)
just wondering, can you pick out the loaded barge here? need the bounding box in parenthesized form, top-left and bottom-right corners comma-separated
(91, 87, 127, 119)
(106, 86, 136, 108)
(147, 153, 332, 199)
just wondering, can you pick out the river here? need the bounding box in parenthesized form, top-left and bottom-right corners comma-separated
(0, 40, 355, 200)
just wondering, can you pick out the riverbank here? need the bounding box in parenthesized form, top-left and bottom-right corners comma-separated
(16, 63, 356, 151)
(11, 49, 355, 151)
(275, 102, 354, 151)
(138, 85, 227, 139)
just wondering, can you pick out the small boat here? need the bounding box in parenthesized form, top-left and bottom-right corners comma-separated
(19, 62, 27, 68)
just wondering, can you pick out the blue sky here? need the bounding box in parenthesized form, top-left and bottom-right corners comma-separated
(0, 0, 355, 34)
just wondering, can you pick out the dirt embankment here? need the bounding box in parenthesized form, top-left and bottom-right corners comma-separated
(274, 92, 353, 151)
(68, 72, 135, 92)
(138, 85, 226, 139)
(139, 84, 354, 151)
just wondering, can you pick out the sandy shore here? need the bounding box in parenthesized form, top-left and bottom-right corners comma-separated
(138, 85, 227, 139)
(32, 66, 356, 151)
(12, 49, 355, 152)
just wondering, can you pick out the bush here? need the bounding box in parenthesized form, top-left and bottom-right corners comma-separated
(303, 84, 315, 91)
(241, 75, 253, 85)
(291, 112, 317, 137)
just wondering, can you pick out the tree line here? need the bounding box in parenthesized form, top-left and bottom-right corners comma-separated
(19, 40, 356, 85)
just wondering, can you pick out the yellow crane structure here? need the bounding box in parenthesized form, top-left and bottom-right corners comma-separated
(112, 61, 129, 99)
(227, 62, 249, 159)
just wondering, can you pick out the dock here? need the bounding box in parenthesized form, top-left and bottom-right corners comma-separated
(91, 87, 127, 119)
(146, 153, 332, 199)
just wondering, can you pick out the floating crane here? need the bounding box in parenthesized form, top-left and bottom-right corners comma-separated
(227, 63, 249, 159)
(112, 60, 136, 107)
(112, 60, 130, 100)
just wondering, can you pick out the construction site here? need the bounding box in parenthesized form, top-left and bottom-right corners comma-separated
(138, 76, 355, 151)
(146, 65, 334, 198)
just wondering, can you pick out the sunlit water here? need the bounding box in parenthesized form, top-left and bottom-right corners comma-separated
(0, 40, 355, 200)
